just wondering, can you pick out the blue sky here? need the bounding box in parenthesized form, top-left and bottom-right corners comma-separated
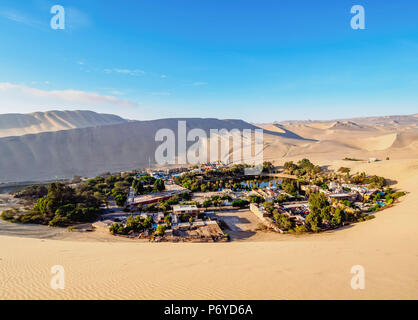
(0, 0, 417, 122)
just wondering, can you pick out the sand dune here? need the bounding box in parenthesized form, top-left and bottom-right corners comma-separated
(0, 118, 260, 182)
(0, 112, 417, 299)
(0, 159, 417, 300)
(0, 110, 127, 138)
(328, 120, 364, 130)
(345, 133, 398, 151)
(258, 123, 311, 140)
(1, 113, 418, 182)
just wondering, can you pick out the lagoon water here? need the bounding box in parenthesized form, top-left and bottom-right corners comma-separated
(240, 179, 282, 189)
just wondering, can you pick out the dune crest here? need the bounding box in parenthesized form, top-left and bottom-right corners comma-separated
(0, 110, 127, 138)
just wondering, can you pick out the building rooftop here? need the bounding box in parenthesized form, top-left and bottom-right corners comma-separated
(172, 205, 198, 211)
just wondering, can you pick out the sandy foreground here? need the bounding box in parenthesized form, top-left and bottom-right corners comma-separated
(1, 159, 417, 299)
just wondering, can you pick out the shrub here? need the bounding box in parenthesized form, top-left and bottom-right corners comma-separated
(275, 194, 288, 203)
(338, 167, 350, 174)
(221, 195, 232, 201)
(1, 209, 17, 222)
(231, 199, 249, 208)
(294, 225, 309, 233)
(114, 193, 127, 207)
(49, 215, 71, 227)
(155, 225, 166, 236)
(273, 212, 293, 230)
(202, 199, 213, 208)
(248, 194, 264, 204)
(391, 191, 406, 199)
(109, 222, 125, 235)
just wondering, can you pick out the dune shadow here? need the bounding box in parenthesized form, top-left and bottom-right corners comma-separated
(262, 125, 317, 142)
(321, 165, 332, 172)
(228, 230, 257, 240)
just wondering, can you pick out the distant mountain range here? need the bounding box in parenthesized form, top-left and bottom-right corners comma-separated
(0, 110, 417, 183)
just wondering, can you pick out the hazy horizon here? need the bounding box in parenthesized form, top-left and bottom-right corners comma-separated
(1, 108, 417, 124)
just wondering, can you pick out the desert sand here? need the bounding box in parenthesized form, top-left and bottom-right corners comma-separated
(1, 158, 417, 300)
(1, 113, 417, 299)
(0, 110, 126, 138)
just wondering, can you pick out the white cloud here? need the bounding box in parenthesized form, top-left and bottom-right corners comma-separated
(104, 68, 145, 76)
(0, 83, 138, 114)
(0, 7, 91, 31)
(0, 8, 43, 28)
(160, 74, 167, 78)
(193, 81, 208, 86)
(109, 90, 124, 96)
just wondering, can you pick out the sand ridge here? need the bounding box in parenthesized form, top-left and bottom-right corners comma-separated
(0, 110, 127, 138)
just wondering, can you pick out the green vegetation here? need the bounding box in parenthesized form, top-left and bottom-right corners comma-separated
(1, 209, 19, 222)
(164, 215, 172, 226)
(262, 201, 274, 213)
(109, 215, 153, 235)
(350, 172, 387, 188)
(320, 183, 328, 190)
(274, 194, 289, 203)
(273, 211, 292, 230)
(152, 193, 194, 212)
(221, 194, 232, 201)
(2, 182, 102, 227)
(357, 214, 375, 222)
(12, 185, 48, 199)
(391, 191, 406, 199)
(114, 193, 127, 207)
(306, 193, 330, 232)
(202, 199, 213, 208)
(283, 158, 321, 176)
(281, 179, 298, 196)
(153, 179, 165, 192)
(231, 199, 249, 208)
(132, 176, 165, 194)
(331, 207, 344, 227)
(174, 164, 271, 192)
(155, 224, 167, 236)
(262, 161, 274, 173)
(293, 224, 309, 233)
(338, 167, 351, 174)
(248, 194, 265, 204)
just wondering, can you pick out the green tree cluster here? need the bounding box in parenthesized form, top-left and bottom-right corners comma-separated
(10, 182, 102, 227)
(110, 215, 154, 235)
